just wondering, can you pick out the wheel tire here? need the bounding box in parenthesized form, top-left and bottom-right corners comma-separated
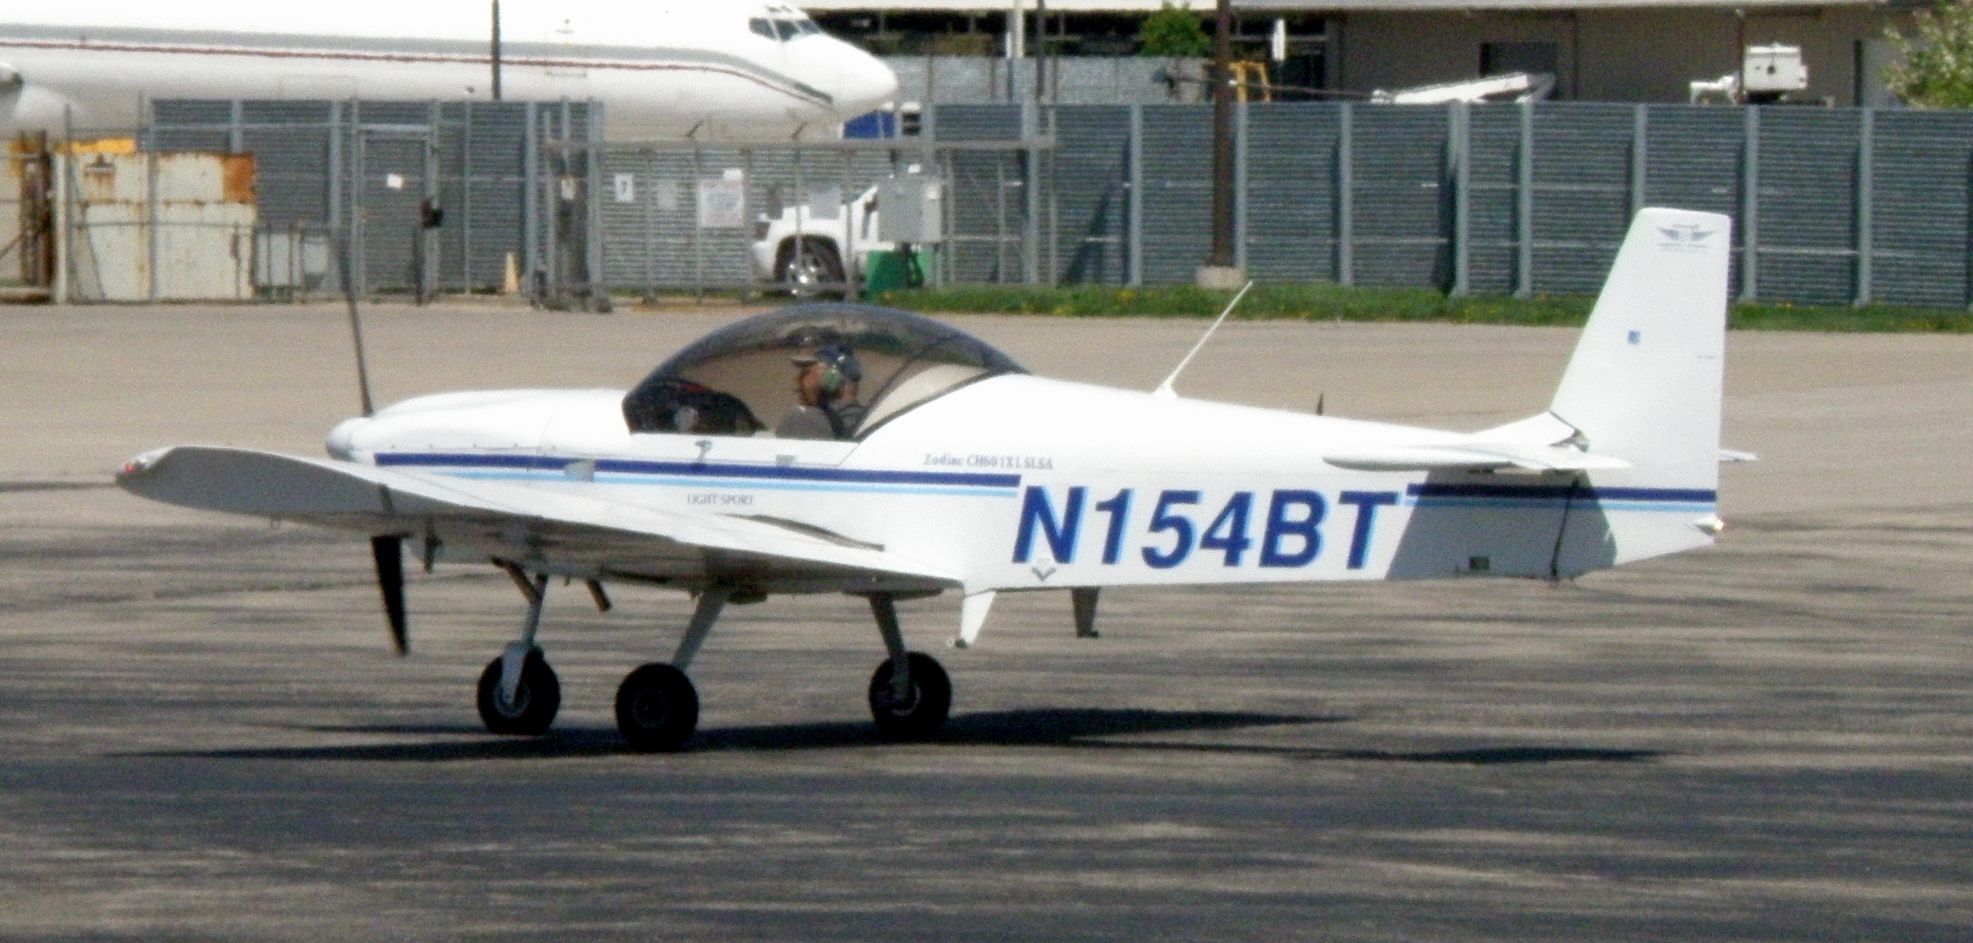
(614, 663, 700, 753)
(475, 650, 561, 736)
(777, 238, 846, 300)
(867, 652, 952, 739)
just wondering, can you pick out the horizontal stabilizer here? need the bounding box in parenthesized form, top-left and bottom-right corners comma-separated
(1323, 442, 1630, 474)
(1326, 411, 1628, 473)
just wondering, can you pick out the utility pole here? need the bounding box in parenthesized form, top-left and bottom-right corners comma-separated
(1034, 0, 1047, 103)
(491, 0, 504, 100)
(1198, 0, 1245, 288)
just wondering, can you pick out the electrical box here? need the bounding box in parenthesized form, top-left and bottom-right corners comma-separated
(1743, 45, 1808, 95)
(876, 175, 943, 245)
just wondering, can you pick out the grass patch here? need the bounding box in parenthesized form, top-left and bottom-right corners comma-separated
(870, 283, 1973, 333)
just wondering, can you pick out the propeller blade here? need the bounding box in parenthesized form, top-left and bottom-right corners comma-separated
(370, 535, 409, 655)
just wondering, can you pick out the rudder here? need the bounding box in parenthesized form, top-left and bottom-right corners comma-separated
(1549, 208, 1731, 492)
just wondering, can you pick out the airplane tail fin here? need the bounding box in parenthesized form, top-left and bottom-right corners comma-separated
(1549, 208, 1730, 492)
(1541, 207, 1731, 566)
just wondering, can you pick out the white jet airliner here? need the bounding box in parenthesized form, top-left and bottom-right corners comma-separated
(0, 1, 896, 140)
(118, 208, 1741, 752)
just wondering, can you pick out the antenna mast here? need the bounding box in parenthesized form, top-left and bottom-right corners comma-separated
(1154, 281, 1253, 398)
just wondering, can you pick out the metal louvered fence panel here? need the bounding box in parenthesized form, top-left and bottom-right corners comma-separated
(132, 99, 1973, 312)
(885, 100, 1969, 312)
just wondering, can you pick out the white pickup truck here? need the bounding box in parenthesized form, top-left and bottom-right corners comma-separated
(748, 183, 891, 298)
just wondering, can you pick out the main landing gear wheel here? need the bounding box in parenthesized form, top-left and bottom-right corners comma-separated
(867, 652, 951, 739)
(475, 650, 560, 736)
(615, 663, 700, 753)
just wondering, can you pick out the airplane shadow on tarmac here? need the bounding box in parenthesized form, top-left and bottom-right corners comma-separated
(126, 707, 1664, 766)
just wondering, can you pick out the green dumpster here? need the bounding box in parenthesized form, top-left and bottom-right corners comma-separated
(861, 248, 928, 300)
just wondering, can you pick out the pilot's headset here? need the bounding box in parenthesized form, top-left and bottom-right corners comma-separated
(810, 345, 862, 397)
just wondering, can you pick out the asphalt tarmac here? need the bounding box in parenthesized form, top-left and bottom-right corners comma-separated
(3, 303, 1969, 941)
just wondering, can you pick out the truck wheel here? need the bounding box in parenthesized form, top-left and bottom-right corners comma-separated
(778, 239, 845, 300)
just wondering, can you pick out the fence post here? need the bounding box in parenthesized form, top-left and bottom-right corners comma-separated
(1855, 108, 1873, 307)
(1127, 103, 1143, 287)
(1740, 105, 1760, 302)
(1515, 100, 1534, 300)
(420, 101, 441, 304)
(327, 101, 343, 254)
(924, 104, 947, 288)
(1337, 102, 1353, 286)
(461, 102, 474, 293)
(146, 139, 160, 302)
(543, 104, 565, 305)
(51, 150, 68, 305)
(1022, 100, 1040, 285)
(1448, 102, 1470, 298)
(351, 101, 367, 299)
(842, 145, 858, 298)
(522, 101, 538, 303)
(690, 145, 703, 303)
(1234, 100, 1249, 272)
(1629, 105, 1647, 218)
(584, 103, 605, 305)
(1047, 107, 1060, 286)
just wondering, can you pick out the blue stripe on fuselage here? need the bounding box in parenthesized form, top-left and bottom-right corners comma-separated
(374, 452, 1022, 493)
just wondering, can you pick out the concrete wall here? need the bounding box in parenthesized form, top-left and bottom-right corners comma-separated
(1332, 7, 1911, 105)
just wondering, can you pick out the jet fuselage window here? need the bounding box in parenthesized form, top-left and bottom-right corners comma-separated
(749, 18, 776, 41)
(773, 19, 800, 41)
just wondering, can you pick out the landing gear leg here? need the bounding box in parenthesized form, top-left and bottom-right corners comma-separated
(476, 565, 560, 736)
(614, 588, 730, 752)
(865, 593, 951, 739)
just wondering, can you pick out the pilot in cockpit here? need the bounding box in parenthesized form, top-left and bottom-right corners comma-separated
(778, 345, 866, 439)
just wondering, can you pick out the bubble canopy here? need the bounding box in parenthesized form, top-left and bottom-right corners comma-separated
(621, 304, 1028, 440)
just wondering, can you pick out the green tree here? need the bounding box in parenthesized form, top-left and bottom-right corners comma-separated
(1886, 0, 1973, 107)
(1138, 2, 1210, 58)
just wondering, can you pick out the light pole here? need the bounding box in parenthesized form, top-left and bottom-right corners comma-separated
(1198, 0, 1245, 288)
(490, 0, 504, 101)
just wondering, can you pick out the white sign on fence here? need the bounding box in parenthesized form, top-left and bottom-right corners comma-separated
(697, 174, 746, 229)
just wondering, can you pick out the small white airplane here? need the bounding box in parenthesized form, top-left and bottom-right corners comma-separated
(118, 208, 1738, 752)
(0, 1, 896, 141)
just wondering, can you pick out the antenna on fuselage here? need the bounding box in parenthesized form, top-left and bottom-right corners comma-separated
(1153, 280, 1253, 399)
(336, 233, 377, 417)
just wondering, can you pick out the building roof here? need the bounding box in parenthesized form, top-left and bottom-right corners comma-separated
(802, 0, 1895, 10)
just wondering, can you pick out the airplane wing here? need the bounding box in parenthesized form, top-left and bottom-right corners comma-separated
(116, 446, 956, 592)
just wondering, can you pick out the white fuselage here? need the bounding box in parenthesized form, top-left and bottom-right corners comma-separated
(328, 376, 1720, 594)
(0, 1, 898, 141)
